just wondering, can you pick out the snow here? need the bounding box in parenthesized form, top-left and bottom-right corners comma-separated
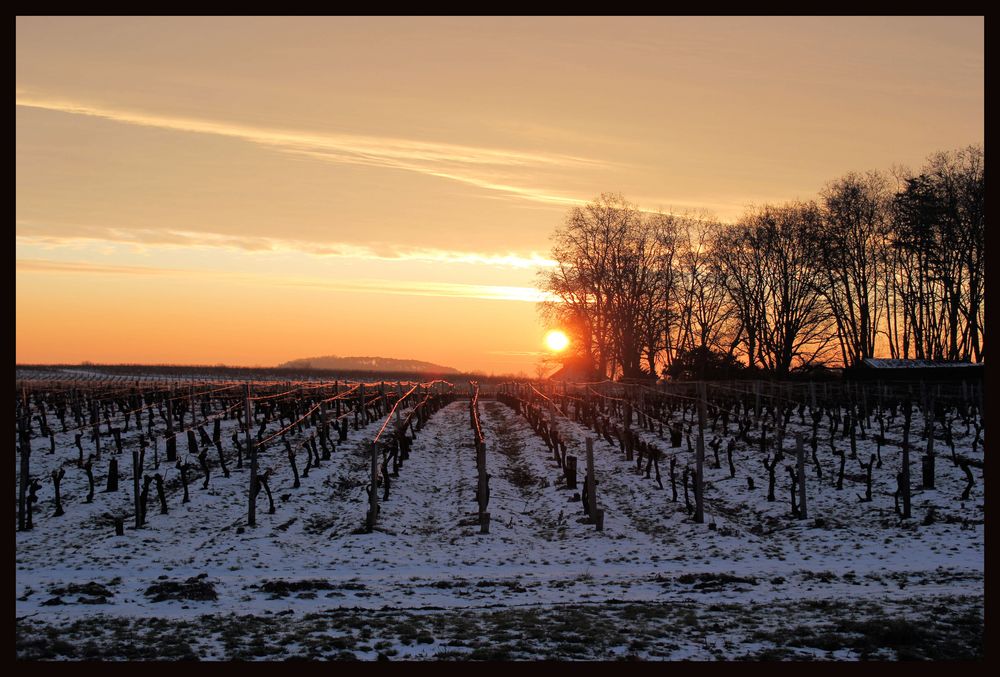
(14, 376, 984, 659)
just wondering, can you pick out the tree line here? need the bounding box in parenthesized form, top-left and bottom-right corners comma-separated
(539, 145, 984, 380)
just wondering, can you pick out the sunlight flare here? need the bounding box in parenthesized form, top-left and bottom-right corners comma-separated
(544, 329, 569, 352)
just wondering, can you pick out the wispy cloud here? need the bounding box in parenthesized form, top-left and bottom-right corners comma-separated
(17, 94, 596, 207)
(278, 278, 556, 303)
(16, 257, 558, 303)
(16, 224, 558, 269)
(16, 258, 178, 276)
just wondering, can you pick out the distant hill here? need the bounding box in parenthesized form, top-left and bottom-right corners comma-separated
(278, 355, 460, 374)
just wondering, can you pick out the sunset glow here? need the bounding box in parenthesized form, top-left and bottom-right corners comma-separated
(15, 17, 983, 373)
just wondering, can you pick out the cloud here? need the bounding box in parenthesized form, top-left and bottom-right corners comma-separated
(16, 224, 558, 269)
(17, 94, 596, 207)
(16, 258, 179, 276)
(16, 257, 559, 303)
(275, 278, 556, 303)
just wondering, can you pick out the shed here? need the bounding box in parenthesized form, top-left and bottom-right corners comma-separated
(848, 358, 984, 381)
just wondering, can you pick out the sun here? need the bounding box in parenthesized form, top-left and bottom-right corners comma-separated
(544, 329, 570, 352)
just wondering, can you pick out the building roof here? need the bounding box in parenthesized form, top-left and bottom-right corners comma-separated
(861, 358, 983, 369)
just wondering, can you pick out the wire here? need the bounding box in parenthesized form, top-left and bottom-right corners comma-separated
(249, 380, 337, 402)
(373, 384, 420, 443)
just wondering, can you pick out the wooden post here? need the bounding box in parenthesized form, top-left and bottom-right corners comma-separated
(165, 395, 176, 462)
(901, 400, 912, 519)
(366, 441, 379, 531)
(358, 383, 365, 429)
(585, 437, 597, 520)
(695, 383, 706, 523)
(92, 400, 102, 461)
(245, 383, 257, 527)
(133, 449, 142, 529)
(476, 441, 485, 505)
(548, 399, 560, 464)
(775, 396, 788, 459)
(796, 432, 807, 519)
(17, 413, 29, 532)
(320, 400, 331, 459)
(477, 440, 490, 534)
(861, 385, 869, 431)
(923, 396, 936, 489)
(565, 455, 577, 489)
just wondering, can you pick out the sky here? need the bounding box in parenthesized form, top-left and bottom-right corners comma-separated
(15, 16, 983, 374)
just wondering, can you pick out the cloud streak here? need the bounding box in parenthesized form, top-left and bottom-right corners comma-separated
(277, 278, 555, 303)
(16, 257, 558, 303)
(17, 94, 597, 207)
(16, 258, 178, 276)
(16, 225, 558, 269)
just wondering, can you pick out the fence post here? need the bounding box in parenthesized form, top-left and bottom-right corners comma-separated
(796, 432, 807, 519)
(901, 400, 912, 519)
(565, 455, 577, 489)
(17, 413, 28, 532)
(923, 396, 936, 489)
(358, 383, 365, 428)
(133, 449, 142, 529)
(245, 383, 257, 527)
(366, 441, 379, 531)
(165, 393, 176, 462)
(92, 400, 102, 461)
(695, 382, 706, 524)
(586, 437, 597, 520)
(319, 399, 329, 456)
(549, 399, 561, 465)
(477, 441, 490, 534)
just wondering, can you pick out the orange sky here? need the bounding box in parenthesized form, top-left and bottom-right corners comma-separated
(16, 16, 983, 374)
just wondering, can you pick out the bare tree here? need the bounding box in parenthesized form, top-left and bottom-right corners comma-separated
(816, 170, 894, 367)
(539, 193, 626, 377)
(890, 147, 983, 362)
(680, 218, 740, 357)
(717, 202, 836, 374)
(536, 145, 983, 380)
(712, 216, 768, 370)
(539, 194, 677, 379)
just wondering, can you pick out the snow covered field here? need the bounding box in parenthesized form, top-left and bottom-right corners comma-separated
(15, 376, 984, 660)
